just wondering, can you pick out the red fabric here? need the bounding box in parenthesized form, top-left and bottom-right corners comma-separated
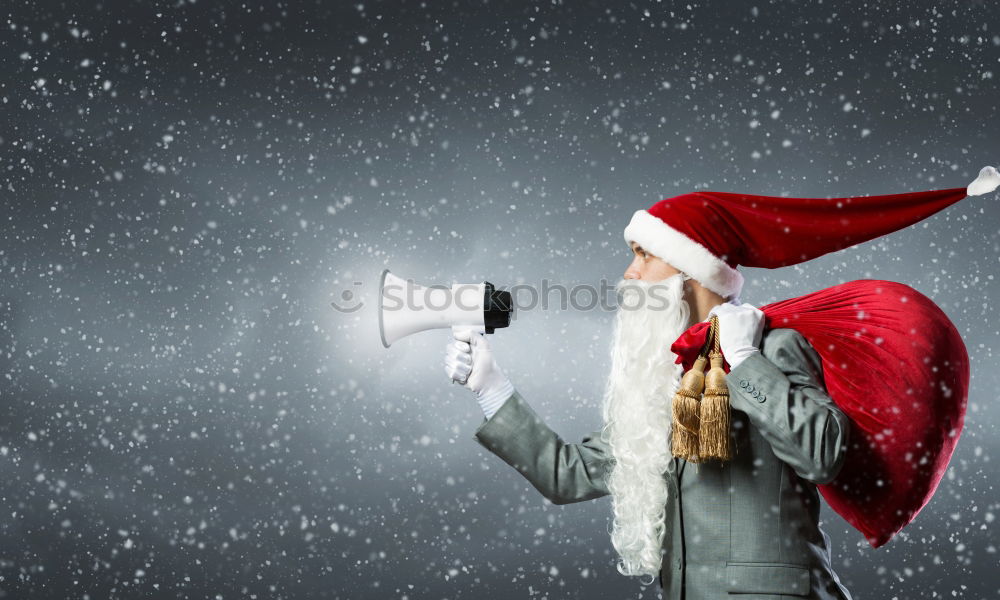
(647, 188, 968, 269)
(672, 328, 734, 374)
(669, 280, 969, 547)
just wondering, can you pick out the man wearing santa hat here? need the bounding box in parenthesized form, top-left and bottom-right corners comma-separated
(443, 167, 1000, 600)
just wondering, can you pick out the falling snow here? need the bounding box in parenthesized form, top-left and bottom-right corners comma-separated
(1, 2, 999, 599)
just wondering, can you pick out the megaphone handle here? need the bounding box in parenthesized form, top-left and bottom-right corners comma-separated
(450, 325, 486, 385)
(451, 324, 486, 339)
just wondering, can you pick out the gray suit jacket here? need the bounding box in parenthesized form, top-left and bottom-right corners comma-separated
(473, 327, 854, 600)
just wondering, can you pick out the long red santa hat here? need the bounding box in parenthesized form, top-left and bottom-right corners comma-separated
(623, 166, 1000, 299)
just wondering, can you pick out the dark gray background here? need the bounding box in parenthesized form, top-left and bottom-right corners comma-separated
(2, 1, 999, 598)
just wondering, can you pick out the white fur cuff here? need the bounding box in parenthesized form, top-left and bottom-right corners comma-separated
(623, 210, 744, 299)
(967, 166, 1000, 196)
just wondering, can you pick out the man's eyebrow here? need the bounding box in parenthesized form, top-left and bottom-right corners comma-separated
(631, 243, 645, 253)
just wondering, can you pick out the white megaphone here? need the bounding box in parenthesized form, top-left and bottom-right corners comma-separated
(378, 269, 514, 348)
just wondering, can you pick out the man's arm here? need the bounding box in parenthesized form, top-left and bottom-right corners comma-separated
(473, 389, 613, 505)
(726, 327, 850, 484)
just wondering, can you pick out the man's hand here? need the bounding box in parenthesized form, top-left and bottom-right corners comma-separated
(707, 302, 765, 369)
(444, 329, 515, 419)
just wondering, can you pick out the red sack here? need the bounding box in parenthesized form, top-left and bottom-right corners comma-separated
(670, 279, 969, 547)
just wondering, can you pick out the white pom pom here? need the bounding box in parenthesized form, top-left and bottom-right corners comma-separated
(966, 166, 1000, 196)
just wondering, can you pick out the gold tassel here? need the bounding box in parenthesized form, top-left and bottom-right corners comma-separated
(671, 355, 706, 463)
(699, 351, 732, 461)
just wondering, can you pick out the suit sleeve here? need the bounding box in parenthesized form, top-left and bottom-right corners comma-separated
(726, 328, 850, 484)
(472, 389, 613, 505)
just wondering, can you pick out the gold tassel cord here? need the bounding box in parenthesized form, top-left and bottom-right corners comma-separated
(698, 315, 732, 461)
(671, 355, 706, 462)
(670, 317, 716, 463)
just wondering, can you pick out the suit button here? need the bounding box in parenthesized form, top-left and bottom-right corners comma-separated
(739, 380, 748, 388)
(758, 394, 766, 403)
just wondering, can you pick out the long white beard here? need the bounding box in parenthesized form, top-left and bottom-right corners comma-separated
(600, 274, 691, 580)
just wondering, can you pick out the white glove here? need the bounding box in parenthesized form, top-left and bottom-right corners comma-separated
(707, 301, 765, 369)
(444, 329, 515, 419)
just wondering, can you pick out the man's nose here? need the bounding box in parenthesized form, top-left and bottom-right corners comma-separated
(624, 260, 641, 280)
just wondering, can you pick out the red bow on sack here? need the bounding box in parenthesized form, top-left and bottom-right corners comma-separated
(671, 321, 728, 373)
(667, 279, 969, 548)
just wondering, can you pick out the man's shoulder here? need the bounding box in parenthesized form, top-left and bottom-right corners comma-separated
(759, 327, 822, 372)
(760, 326, 808, 348)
